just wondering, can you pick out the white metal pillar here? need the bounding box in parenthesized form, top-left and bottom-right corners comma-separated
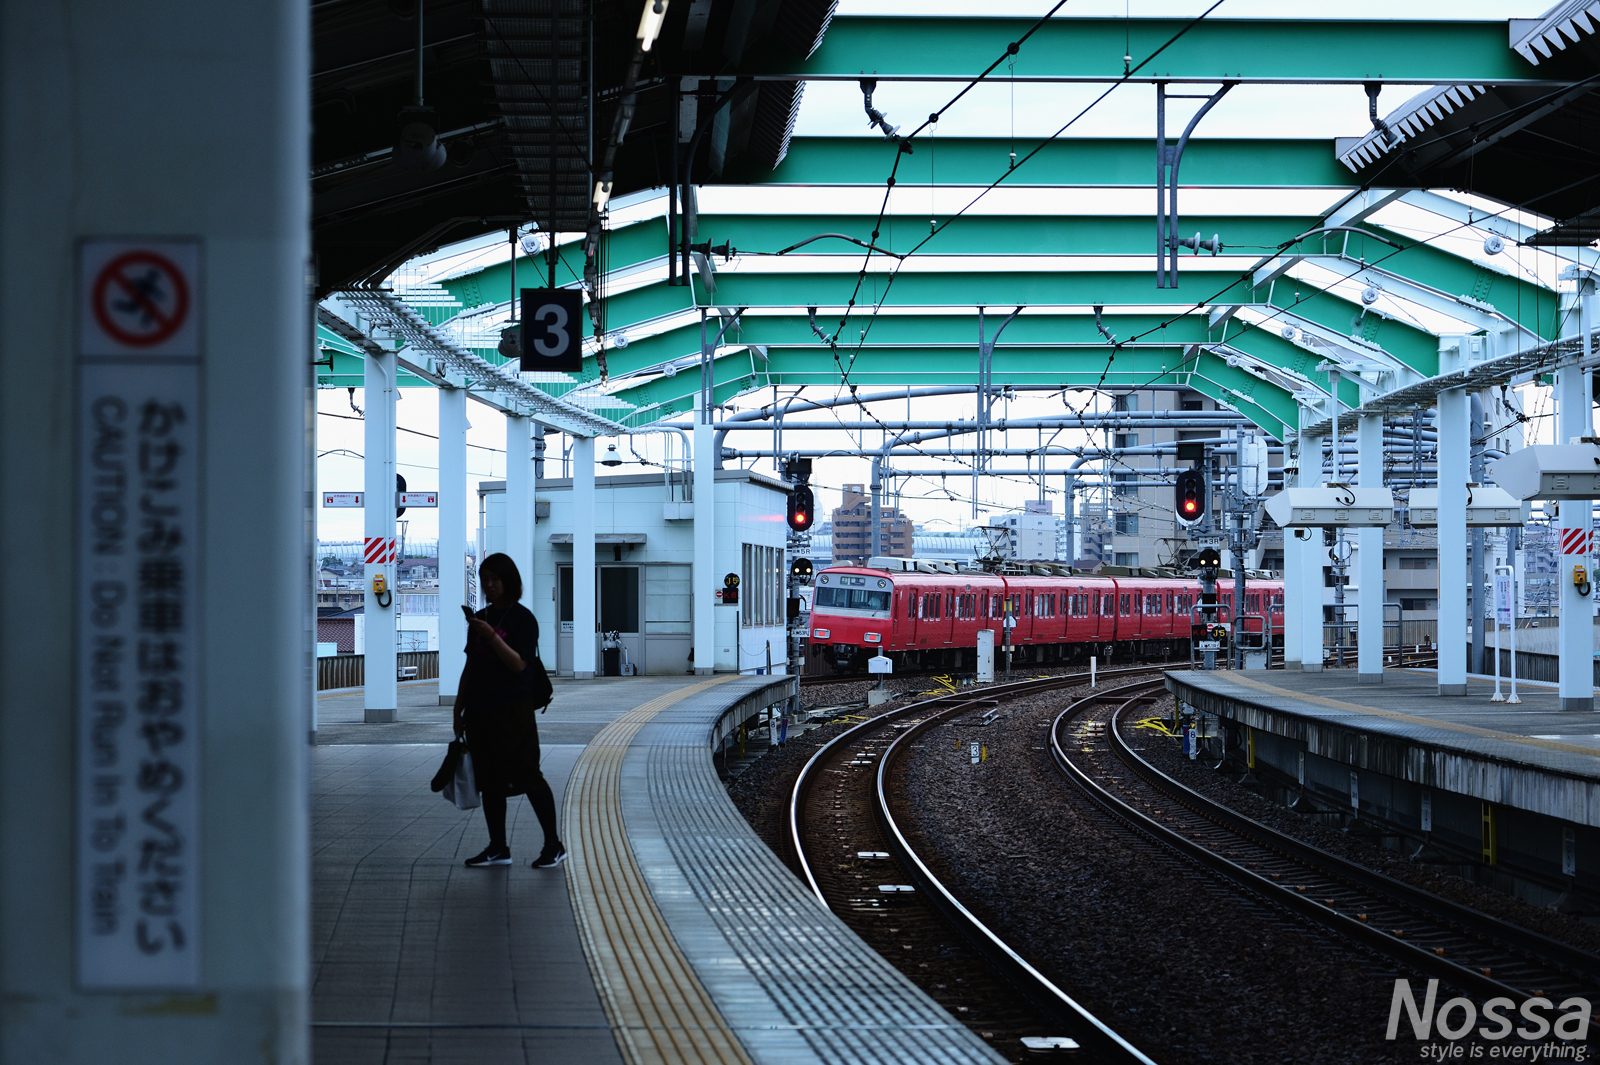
(0, 0, 309, 1058)
(693, 417, 716, 675)
(1437, 388, 1469, 696)
(437, 384, 467, 703)
(1357, 413, 1385, 682)
(1558, 356, 1595, 711)
(363, 341, 398, 721)
(1282, 435, 1305, 668)
(530, 423, 553, 660)
(504, 414, 533, 607)
(572, 435, 597, 678)
(1298, 415, 1326, 671)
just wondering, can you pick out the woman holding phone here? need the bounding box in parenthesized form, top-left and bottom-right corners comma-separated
(453, 552, 565, 869)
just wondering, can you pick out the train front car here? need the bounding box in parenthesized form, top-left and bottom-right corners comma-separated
(807, 567, 896, 671)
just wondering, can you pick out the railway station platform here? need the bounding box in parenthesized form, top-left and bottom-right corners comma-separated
(312, 673, 1003, 1065)
(1165, 667, 1600, 901)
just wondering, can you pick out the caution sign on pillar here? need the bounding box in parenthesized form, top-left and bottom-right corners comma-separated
(74, 238, 203, 988)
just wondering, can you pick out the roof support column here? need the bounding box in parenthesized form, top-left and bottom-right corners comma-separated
(364, 341, 398, 720)
(1357, 413, 1384, 682)
(505, 413, 534, 625)
(1437, 388, 1469, 696)
(572, 435, 597, 679)
(437, 383, 467, 703)
(694, 417, 716, 674)
(1288, 411, 1326, 672)
(1557, 351, 1594, 711)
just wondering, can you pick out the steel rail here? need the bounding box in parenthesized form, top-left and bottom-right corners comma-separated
(1108, 690, 1600, 992)
(864, 671, 1164, 1065)
(1047, 679, 1593, 1004)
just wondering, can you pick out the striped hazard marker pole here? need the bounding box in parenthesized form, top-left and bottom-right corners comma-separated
(363, 536, 397, 565)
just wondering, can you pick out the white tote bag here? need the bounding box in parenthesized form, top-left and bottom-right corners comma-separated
(442, 747, 480, 810)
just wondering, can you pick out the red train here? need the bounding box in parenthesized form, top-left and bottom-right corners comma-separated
(807, 564, 1284, 671)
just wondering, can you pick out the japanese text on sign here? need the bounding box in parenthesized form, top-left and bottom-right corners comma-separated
(76, 238, 202, 989)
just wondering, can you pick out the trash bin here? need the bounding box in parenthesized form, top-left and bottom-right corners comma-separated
(602, 646, 622, 676)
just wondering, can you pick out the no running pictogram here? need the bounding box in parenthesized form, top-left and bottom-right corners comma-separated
(92, 250, 191, 347)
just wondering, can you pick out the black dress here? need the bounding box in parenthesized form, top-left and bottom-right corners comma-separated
(462, 603, 544, 798)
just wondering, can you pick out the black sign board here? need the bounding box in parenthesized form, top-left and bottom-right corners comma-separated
(519, 288, 584, 372)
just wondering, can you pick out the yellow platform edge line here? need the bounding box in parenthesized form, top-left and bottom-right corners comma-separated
(563, 677, 756, 1065)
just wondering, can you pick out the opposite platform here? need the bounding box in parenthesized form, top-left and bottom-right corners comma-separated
(1166, 667, 1600, 893)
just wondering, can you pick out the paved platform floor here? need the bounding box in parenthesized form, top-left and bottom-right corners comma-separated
(311, 675, 706, 1065)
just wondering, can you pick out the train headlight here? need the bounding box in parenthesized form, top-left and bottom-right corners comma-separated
(864, 633, 882, 643)
(811, 628, 830, 640)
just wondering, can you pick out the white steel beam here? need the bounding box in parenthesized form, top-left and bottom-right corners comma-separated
(1357, 413, 1385, 682)
(694, 417, 716, 675)
(364, 344, 398, 720)
(438, 384, 468, 702)
(1437, 388, 1470, 695)
(505, 414, 533, 624)
(572, 436, 597, 679)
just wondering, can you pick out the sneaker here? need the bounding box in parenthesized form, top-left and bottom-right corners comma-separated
(464, 846, 511, 868)
(530, 845, 568, 869)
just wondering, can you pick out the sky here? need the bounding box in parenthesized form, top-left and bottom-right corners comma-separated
(317, 0, 1575, 552)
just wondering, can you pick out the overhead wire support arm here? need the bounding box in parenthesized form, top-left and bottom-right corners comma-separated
(673, 77, 755, 287)
(1156, 81, 1234, 289)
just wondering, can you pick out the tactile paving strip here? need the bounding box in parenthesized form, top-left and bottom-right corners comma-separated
(564, 676, 754, 1065)
(636, 686, 1004, 1065)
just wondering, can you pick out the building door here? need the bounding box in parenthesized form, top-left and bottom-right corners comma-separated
(644, 564, 692, 674)
(598, 565, 641, 673)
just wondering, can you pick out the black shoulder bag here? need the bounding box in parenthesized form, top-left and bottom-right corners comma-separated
(529, 638, 554, 711)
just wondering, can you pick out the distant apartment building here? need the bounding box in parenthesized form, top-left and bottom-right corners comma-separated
(1086, 389, 1245, 569)
(989, 500, 1057, 559)
(831, 484, 913, 565)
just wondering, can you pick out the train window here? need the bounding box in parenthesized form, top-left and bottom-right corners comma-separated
(815, 586, 891, 612)
(1146, 594, 1161, 615)
(1100, 594, 1112, 617)
(1120, 593, 1131, 616)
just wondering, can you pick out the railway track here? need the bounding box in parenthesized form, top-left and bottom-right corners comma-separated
(789, 667, 1165, 1064)
(1051, 678, 1600, 1006)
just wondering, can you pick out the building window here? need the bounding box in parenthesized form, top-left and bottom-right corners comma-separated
(1114, 513, 1139, 535)
(1113, 394, 1138, 412)
(1113, 433, 1139, 449)
(1400, 598, 1438, 611)
(1113, 472, 1137, 497)
(741, 543, 784, 627)
(1398, 557, 1438, 569)
(1180, 395, 1203, 411)
(1114, 552, 1139, 567)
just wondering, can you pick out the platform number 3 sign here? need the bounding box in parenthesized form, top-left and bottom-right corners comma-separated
(519, 288, 584, 372)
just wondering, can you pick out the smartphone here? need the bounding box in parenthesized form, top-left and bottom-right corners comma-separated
(460, 604, 475, 620)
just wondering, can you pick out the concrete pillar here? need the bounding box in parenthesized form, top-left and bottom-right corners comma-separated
(1357, 413, 1384, 682)
(1557, 360, 1594, 711)
(693, 418, 716, 675)
(0, 0, 309, 1057)
(1437, 388, 1469, 696)
(437, 384, 467, 703)
(572, 435, 597, 679)
(363, 340, 398, 721)
(504, 413, 533, 608)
